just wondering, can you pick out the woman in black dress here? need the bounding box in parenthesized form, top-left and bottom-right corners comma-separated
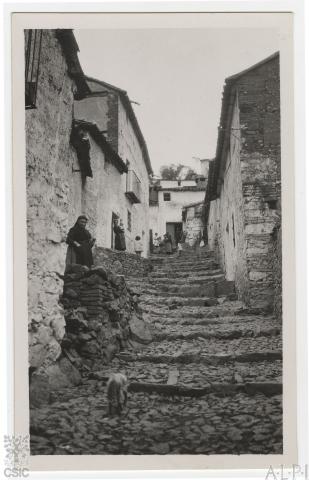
(113, 219, 126, 251)
(66, 215, 95, 268)
(164, 232, 173, 254)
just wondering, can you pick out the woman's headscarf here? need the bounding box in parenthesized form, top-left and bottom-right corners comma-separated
(71, 215, 89, 232)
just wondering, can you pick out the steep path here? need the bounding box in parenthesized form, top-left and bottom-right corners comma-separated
(30, 247, 282, 455)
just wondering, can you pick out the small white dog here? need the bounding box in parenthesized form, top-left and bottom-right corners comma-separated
(106, 373, 128, 415)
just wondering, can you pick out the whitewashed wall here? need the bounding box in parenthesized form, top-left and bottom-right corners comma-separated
(150, 189, 205, 238)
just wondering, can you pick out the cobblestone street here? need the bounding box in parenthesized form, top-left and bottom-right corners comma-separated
(30, 247, 282, 455)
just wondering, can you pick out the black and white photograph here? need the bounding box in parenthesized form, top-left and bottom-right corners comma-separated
(18, 11, 296, 462)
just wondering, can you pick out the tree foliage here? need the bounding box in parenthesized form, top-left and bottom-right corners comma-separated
(159, 164, 197, 181)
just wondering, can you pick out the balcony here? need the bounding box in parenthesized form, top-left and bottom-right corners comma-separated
(149, 187, 159, 206)
(126, 170, 142, 204)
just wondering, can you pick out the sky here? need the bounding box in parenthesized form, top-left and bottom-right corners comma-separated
(75, 27, 279, 176)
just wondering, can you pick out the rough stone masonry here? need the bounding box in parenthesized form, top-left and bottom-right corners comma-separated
(29, 249, 153, 407)
(206, 52, 281, 312)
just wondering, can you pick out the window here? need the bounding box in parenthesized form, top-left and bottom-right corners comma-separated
(126, 169, 142, 204)
(127, 210, 132, 232)
(267, 200, 277, 210)
(25, 30, 43, 109)
(163, 192, 171, 201)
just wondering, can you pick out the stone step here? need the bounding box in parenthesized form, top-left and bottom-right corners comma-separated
(140, 302, 264, 319)
(88, 372, 281, 391)
(151, 252, 216, 260)
(150, 269, 221, 278)
(141, 300, 245, 317)
(133, 280, 235, 299)
(152, 325, 281, 342)
(152, 275, 225, 285)
(151, 313, 278, 328)
(117, 358, 282, 385)
(139, 293, 237, 307)
(151, 317, 281, 340)
(128, 381, 282, 398)
(152, 262, 220, 273)
(132, 333, 282, 359)
(128, 270, 224, 283)
(150, 251, 215, 263)
(127, 279, 224, 294)
(119, 350, 282, 365)
(146, 271, 222, 280)
(165, 280, 234, 297)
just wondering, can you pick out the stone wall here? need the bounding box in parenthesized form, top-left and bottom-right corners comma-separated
(26, 31, 153, 407)
(207, 198, 221, 261)
(26, 30, 81, 377)
(271, 225, 282, 319)
(208, 94, 249, 304)
(183, 204, 204, 246)
(207, 54, 281, 310)
(239, 55, 281, 309)
(94, 246, 152, 277)
(61, 265, 137, 368)
(241, 155, 281, 309)
(30, 261, 152, 407)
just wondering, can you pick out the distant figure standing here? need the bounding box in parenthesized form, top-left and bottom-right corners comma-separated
(153, 233, 160, 254)
(178, 230, 187, 256)
(114, 219, 126, 251)
(134, 235, 143, 256)
(194, 229, 203, 257)
(164, 232, 173, 255)
(202, 227, 208, 247)
(66, 215, 95, 268)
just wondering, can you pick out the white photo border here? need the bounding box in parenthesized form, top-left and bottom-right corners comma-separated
(2, 1, 308, 478)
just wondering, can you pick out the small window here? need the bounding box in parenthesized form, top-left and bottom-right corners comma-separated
(25, 30, 43, 109)
(127, 210, 132, 232)
(267, 200, 277, 210)
(163, 192, 171, 201)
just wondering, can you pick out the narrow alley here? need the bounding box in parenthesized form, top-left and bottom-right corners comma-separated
(24, 29, 285, 458)
(30, 246, 282, 455)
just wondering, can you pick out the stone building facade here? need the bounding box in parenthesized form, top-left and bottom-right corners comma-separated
(149, 180, 205, 248)
(70, 119, 128, 249)
(25, 29, 152, 401)
(74, 77, 153, 256)
(25, 29, 91, 379)
(205, 52, 281, 310)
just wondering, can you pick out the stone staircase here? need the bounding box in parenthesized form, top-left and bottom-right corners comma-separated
(120, 247, 283, 453)
(30, 246, 282, 455)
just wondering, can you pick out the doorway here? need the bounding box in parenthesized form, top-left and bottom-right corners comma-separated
(166, 222, 183, 249)
(149, 229, 153, 253)
(111, 212, 119, 249)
